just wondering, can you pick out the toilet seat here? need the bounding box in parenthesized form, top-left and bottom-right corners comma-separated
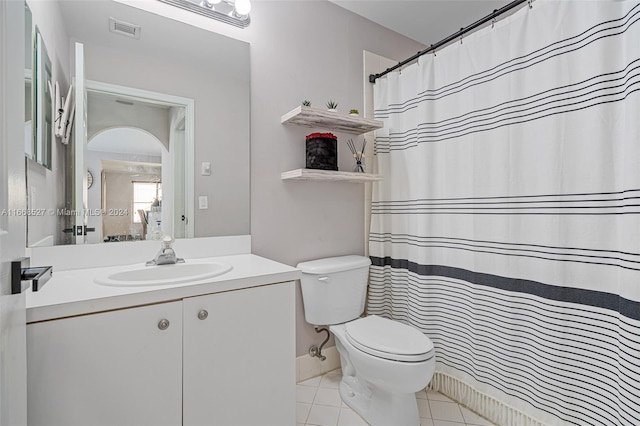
(345, 315, 434, 362)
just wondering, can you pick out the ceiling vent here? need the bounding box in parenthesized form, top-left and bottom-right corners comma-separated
(108, 17, 141, 39)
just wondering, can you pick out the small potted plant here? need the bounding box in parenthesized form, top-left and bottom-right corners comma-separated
(302, 100, 311, 107)
(326, 100, 338, 112)
(349, 109, 359, 116)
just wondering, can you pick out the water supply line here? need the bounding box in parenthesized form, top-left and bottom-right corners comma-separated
(309, 326, 330, 361)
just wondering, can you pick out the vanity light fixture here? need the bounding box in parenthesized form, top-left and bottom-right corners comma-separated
(157, 0, 251, 28)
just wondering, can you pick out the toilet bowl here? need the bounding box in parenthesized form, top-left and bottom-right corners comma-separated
(297, 255, 436, 426)
(331, 316, 435, 425)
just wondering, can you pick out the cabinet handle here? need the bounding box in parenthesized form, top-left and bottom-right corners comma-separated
(197, 310, 209, 320)
(158, 319, 170, 330)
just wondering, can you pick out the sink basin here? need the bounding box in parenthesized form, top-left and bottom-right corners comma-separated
(94, 261, 233, 287)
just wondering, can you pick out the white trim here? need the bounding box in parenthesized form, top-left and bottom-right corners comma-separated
(85, 79, 195, 238)
(86, 80, 192, 108)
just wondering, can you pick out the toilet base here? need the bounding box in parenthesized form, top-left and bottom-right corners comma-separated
(339, 374, 420, 426)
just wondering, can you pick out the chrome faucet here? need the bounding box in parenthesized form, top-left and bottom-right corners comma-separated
(146, 236, 185, 266)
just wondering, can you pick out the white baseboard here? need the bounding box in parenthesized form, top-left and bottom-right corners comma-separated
(296, 345, 341, 382)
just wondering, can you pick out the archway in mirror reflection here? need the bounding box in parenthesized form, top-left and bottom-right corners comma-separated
(88, 127, 170, 244)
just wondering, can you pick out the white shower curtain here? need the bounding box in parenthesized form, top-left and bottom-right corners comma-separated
(369, 1, 640, 425)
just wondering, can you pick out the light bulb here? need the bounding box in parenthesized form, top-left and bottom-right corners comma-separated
(234, 0, 251, 15)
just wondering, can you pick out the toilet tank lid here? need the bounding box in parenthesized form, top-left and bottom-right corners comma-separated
(297, 255, 371, 274)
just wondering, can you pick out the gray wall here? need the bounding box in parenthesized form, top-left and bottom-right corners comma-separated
(242, 1, 425, 356)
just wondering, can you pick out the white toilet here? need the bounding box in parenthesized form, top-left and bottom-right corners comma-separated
(297, 255, 435, 426)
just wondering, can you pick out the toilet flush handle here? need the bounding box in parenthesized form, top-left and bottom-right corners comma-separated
(318, 276, 330, 282)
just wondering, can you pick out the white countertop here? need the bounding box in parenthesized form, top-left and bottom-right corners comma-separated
(27, 254, 301, 323)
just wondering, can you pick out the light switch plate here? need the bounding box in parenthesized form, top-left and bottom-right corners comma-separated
(201, 162, 211, 176)
(198, 196, 208, 209)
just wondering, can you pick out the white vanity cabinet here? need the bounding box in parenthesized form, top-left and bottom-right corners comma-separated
(27, 301, 183, 426)
(27, 280, 296, 426)
(183, 282, 296, 425)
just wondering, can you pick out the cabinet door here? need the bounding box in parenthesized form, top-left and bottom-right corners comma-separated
(27, 301, 183, 426)
(183, 282, 296, 426)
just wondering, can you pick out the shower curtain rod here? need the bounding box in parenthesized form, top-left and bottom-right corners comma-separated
(369, 0, 529, 83)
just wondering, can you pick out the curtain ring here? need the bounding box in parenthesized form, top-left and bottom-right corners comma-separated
(491, 10, 497, 28)
(459, 28, 464, 44)
(398, 62, 402, 75)
(528, 0, 533, 9)
(431, 44, 436, 57)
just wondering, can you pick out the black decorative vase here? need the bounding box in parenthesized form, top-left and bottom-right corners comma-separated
(305, 132, 338, 171)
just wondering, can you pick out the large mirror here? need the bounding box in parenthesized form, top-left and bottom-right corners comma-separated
(25, 0, 250, 247)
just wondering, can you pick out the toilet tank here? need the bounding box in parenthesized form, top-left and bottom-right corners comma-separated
(297, 255, 371, 326)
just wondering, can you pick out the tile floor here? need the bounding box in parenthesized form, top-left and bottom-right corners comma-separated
(296, 369, 496, 426)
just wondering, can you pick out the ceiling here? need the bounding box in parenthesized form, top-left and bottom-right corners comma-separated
(329, 0, 513, 45)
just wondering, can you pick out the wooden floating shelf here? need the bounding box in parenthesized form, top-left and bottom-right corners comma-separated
(281, 169, 383, 183)
(281, 106, 383, 135)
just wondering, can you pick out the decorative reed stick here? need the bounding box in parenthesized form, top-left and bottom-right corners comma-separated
(347, 138, 367, 173)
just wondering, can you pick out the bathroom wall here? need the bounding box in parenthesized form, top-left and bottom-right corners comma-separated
(241, 2, 425, 356)
(25, 0, 70, 246)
